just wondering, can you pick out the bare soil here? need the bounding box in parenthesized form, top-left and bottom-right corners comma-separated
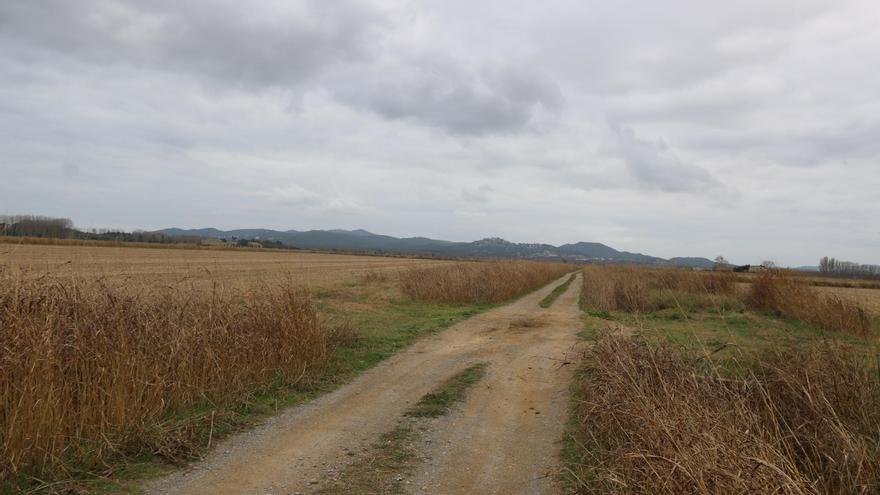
(146, 273, 584, 495)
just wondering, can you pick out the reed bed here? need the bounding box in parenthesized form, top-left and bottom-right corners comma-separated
(581, 265, 737, 313)
(399, 261, 572, 304)
(581, 265, 872, 336)
(570, 334, 880, 494)
(0, 271, 330, 488)
(749, 271, 872, 337)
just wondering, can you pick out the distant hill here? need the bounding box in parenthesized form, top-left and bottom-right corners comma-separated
(668, 257, 717, 269)
(156, 227, 714, 267)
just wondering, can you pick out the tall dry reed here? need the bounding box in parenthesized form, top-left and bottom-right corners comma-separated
(581, 265, 651, 312)
(581, 265, 737, 313)
(749, 271, 872, 336)
(399, 261, 572, 304)
(571, 334, 880, 494)
(0, 272, 329, 487)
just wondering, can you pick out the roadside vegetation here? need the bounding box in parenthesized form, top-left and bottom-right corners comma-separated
(748, 270, 872, 336)
(0, 271, 330, 492)
(0, 256, 545, 493)
(572, 334, 879, 494)
(581, 265, 874, 336)
(570, 265, 880, 494)
(400, 260, 571, 304)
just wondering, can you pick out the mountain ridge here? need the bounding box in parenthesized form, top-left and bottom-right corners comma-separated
(156, 227, 714, 267)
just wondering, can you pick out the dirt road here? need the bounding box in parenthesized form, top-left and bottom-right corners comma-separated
(147, 273, 584, 495)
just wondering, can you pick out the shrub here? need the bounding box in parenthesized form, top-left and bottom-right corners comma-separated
(570, 335, 880, 494)
(399, 261, 571, 304)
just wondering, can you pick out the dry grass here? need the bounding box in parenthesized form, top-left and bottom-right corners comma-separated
(1, 243, 450, 290)
(399, 261, 572, 304)
(581, 265, 737, 313)
(571, 334, 880, 494)
(0, 235, 205, 250)
(0, 245, 475, 491)
(0, 270, 331, 488)
(581, 266, 873, 337)
(571, 265, 880, 493)
(815, 286, 880, 316)
(749, 271, 872, 337)
(581, 265, 649, 312)
(359, 269, 390, 284)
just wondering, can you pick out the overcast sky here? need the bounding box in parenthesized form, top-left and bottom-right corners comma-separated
(2, 1, 879, 265)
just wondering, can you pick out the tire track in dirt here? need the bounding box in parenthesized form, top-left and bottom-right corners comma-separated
(408, 272, 584, 494)
(146, 272, 584, 495)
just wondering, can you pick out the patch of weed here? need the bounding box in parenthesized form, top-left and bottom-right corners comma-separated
(407, 363, 489, 418)
(540, 273, 577, 308)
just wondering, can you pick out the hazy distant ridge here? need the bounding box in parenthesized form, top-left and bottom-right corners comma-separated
(157, 227, 714, 267)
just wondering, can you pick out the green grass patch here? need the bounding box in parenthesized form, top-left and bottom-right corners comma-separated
(314, 361, 489, 494)
(315, 297, 492, 386)
(313, 424, 419, 495)
(561, 365, 594, 492)
(586, 310, 612, 319)
(577, 313, 606, 340)
(539, 273, 577, 308)
(577, 296, 878, 382)
(406, 363, 489, 418)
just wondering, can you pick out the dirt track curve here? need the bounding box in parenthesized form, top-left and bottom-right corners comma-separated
(147, 273, 585, 495)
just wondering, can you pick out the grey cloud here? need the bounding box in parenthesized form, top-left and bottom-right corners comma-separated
(610, 124, 720, 192)
(531, 0, 831, 92)
(461, 184, 494, 203)
(0, 0, 382, 88)
(685, 119, 880, 168)
(335, 61, 563, 134)
(2, 0, 879, 265)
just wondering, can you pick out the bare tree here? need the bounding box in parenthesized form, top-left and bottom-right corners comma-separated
(818, 256, 880, 278)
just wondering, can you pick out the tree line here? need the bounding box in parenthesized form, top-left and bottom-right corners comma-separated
(819, 256, 880, 279)
(0, 215, 76, 238)
(0, 214, 301, 250)
(0, 215, 199, 245)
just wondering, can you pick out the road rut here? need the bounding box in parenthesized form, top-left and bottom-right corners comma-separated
(147, 272, 584, 495)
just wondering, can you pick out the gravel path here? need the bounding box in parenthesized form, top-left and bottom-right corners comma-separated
(146, 273, 584, 495)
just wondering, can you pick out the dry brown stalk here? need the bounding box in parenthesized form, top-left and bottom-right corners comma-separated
(0, 272, 329, 487)
(399, 260, 572, 304)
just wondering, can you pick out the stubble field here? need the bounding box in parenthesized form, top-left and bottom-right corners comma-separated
(0, 242, 450, 289)
(815, 285, 880, 314)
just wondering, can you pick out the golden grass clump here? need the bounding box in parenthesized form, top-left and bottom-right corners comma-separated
(749, 271, 872, 336)
(653, 269, 736, 294)
(359, 269, 389, 284)
(399, 261, 572, 304)
(571, 334, 880, 494)
(581, 265, 737, 313)
(581, 265, 651, 312)
(0, 272, 330, 486)
(580, 266, 874, 336)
